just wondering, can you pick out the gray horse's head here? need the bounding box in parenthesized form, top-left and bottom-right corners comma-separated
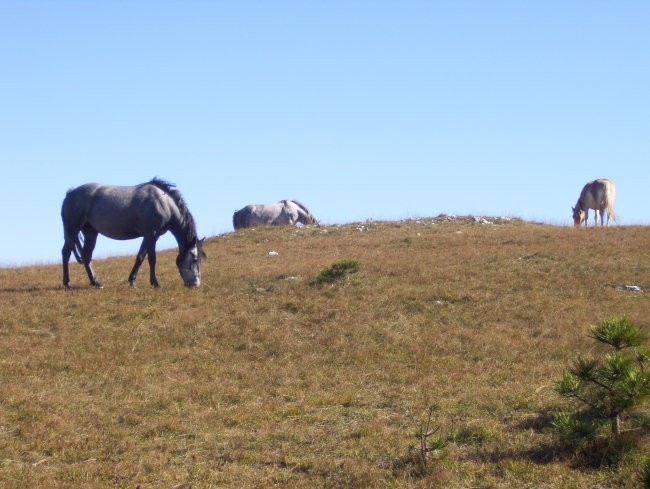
(177, 238, 206, 287)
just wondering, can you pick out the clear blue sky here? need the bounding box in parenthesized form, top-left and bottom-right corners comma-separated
(1, 1, 648, 266)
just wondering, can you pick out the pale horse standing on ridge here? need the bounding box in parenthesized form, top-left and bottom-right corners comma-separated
(233, 200, 317, 230)
(572, 178, 616, 227)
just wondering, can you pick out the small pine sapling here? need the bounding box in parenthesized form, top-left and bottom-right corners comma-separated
(554, 317, 650, 455)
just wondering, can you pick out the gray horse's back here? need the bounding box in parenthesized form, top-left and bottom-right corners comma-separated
(63, 182, 177, 240)
(232, 203, 280, 229)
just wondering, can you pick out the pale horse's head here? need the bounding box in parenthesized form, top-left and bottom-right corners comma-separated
(572, 207, 585, 227)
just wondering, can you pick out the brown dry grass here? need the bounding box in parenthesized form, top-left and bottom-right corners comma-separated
(1, 218, 649, 488)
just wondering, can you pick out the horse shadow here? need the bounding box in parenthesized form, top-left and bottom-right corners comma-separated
(465, 409, 571, 466)
(0, 285, 71, 293)
(476, 409, 633, 470)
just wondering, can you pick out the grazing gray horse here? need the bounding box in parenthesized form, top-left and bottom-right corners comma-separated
(61, 178, 205, 288)
(572, 178, 616, 227)
(233, 200, 317, 230)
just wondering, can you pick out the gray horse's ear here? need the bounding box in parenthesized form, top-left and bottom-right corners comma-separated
(198, 237, 207, 259)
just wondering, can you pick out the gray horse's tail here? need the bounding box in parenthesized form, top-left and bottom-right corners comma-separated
(64, 229, 84, 263)
(232, 209, 243, 230)
(61, 188, 85, 263)
(72, 233, 84, 263)
(232, 207, 249, 230)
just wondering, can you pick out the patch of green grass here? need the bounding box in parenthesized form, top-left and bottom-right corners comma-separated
(312, 259, 360, 285)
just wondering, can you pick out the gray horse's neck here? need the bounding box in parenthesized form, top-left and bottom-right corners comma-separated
(168, 214, 196, 251)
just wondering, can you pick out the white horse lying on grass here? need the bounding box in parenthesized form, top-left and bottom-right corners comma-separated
(233, 200, 317, 230)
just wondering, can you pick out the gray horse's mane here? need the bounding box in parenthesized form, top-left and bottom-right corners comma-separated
(287, 199, 312, 216)
(147, 178, 198, 243)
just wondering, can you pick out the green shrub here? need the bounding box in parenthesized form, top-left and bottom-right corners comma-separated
(312, 259, 360, 285)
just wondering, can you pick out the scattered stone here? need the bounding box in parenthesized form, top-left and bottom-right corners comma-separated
(614, 284, 644, 292)
(473, 216, 494, 225)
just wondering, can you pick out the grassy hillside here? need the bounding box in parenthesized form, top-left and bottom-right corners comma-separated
(1, 218, 649, 488)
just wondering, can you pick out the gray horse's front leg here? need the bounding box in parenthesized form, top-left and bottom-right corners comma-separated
(146, 239, 159, 288)
(148, 254, 159, 288)
(128, 240, 148, 287)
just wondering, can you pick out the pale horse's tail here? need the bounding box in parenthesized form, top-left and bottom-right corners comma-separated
(603, 180, 616, 225)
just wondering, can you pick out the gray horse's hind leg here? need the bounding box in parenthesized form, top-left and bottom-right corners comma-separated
(80, 228, 102, 288)
(62, 227, 83, 288)
(62, 242, 73, 288)
(61, 229, 101, 288)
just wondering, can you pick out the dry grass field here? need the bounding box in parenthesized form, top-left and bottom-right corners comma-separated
(1, 217, 649, 488)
